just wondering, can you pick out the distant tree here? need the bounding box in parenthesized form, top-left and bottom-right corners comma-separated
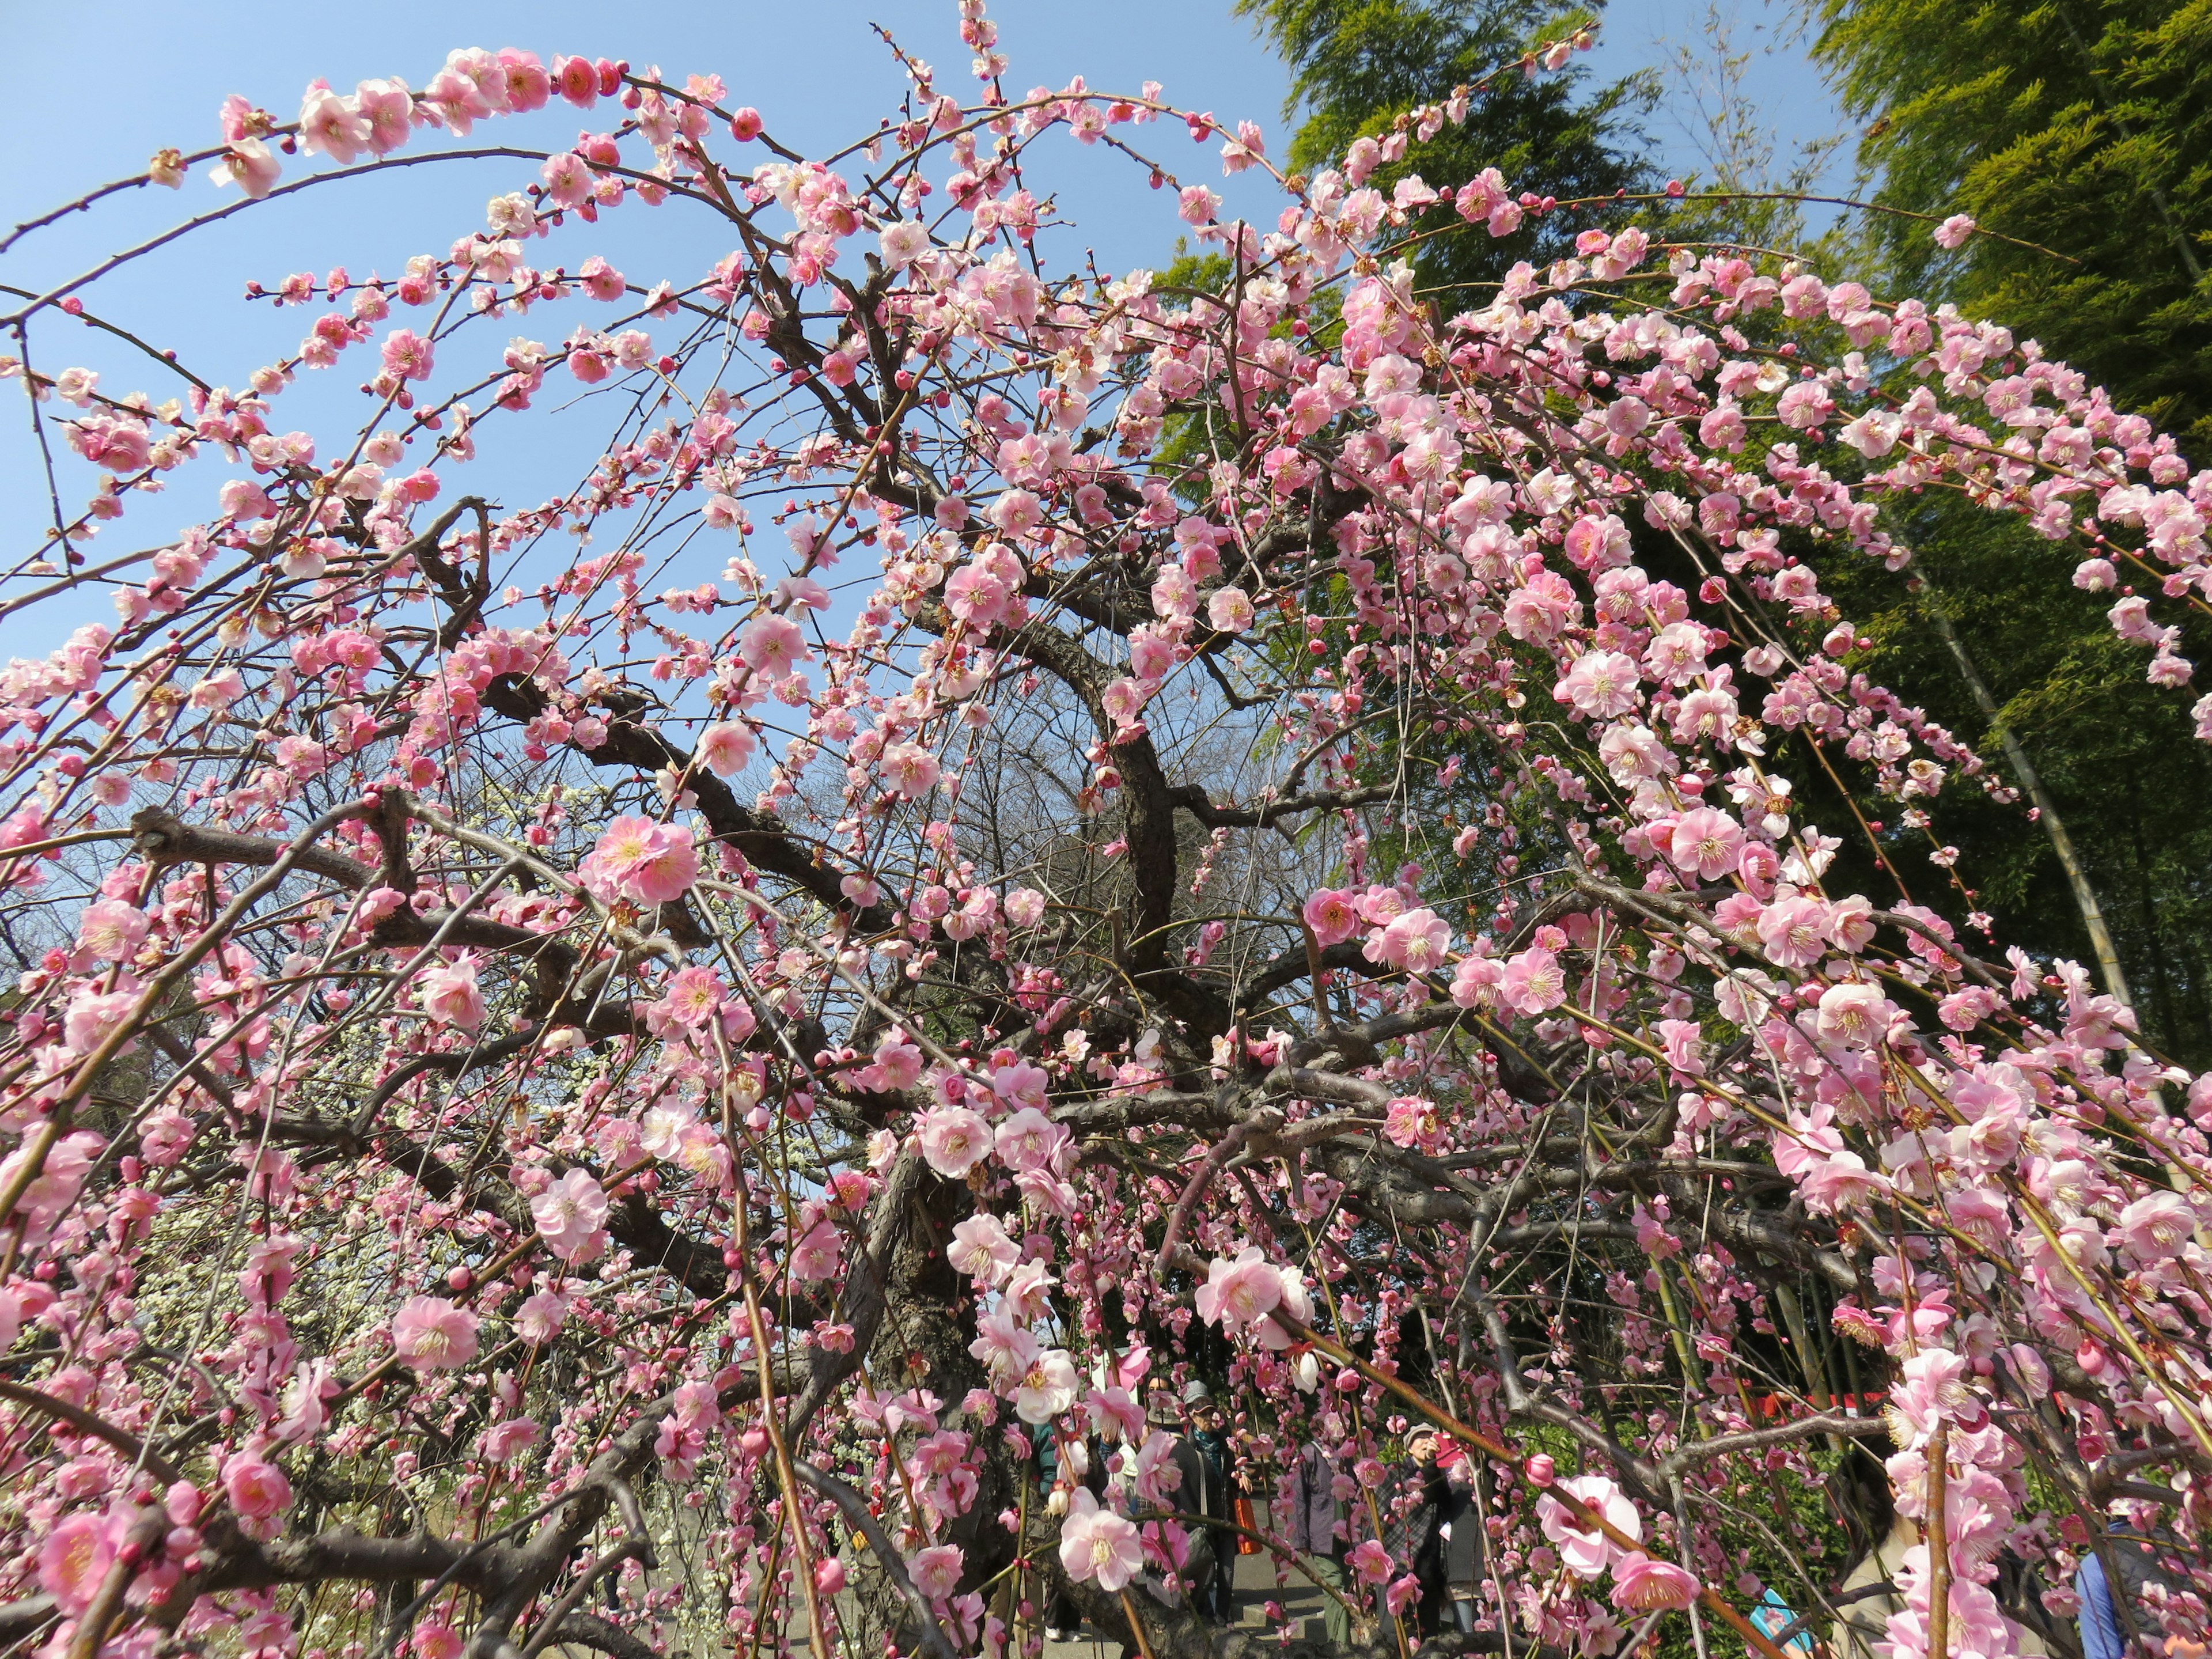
(1816, 0, 2212, 454)
(1805, 0, 2212, 1062)
(1236, 0, 1661, 298)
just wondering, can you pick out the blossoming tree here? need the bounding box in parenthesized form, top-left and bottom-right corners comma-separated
(3, 10, 2211, 1659)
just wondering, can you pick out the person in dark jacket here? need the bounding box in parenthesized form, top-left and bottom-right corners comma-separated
(1135, 1383, 1218, 1616)
(1184, 1381, 1237, 1624)
(1436, 1435, 1481, 1633)
(1032, 1421, 1089, 1641)
(1381, 1426, 1456, 1634)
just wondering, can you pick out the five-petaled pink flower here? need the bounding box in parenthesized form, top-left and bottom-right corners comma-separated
(224, 1455, 294, 1520)
(1059, 1489, 1142, 1590)
(531, 1168, 608, 1262)
(587, 816, 699, 906)
(738, 613, 811, 679)
(916, 1104, 989, 1177)
(393, 1295, 482, 1372)
(37, 1513, 114, 1615)
(1666, 807, 1744, 882)
(1537, 1474, 1642, 1579)
(380, 328, 435, 382)
(419, 953, 486, 1029)
(1302, 887, 1358, 946)
(1610, 1552, 1699, 1612)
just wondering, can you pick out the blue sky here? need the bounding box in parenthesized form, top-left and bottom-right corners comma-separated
(0, 1, 1849, 659)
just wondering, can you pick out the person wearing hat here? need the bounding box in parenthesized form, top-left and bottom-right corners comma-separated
(1183, 1381, 1237, 1624)
(1131, 1381, 1219, 1618)
(1381, 1426, 1456, 1635)
(1435, 1434, 1481, 1634)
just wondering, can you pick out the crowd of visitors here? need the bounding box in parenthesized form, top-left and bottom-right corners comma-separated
(1025, 1391, 2199, 1659)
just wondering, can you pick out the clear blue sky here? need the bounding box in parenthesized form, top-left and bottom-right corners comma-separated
(1589, 0, 1855, 209)
(1, 1, 1846, 657)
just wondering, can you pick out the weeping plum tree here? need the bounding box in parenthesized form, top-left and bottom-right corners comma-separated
(2, 11, 2211, 1659)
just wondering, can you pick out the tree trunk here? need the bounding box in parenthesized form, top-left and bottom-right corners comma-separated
(1919, 588, 2134, 1006)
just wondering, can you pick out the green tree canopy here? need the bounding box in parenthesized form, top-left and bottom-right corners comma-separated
(1816, 0, 2212, 454)
(1236, 0, 1660, 300)
(1801, 0, 2212, 1063)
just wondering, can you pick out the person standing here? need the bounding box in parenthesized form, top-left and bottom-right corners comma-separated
(2076, 1523, 2181, 1659)
(1184, 1381, 1237, 1624)
(1134, 1382, 1217, 1616)
(1435, 1435, 1482, 1634)
(1032, 1420, 1091, 1642)
(1286, 1418, 1351, 1644)
(1381, 1426, 1455, 1634)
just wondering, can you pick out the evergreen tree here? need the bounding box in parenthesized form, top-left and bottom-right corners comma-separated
(1235, 0, 1661, 301)
(1806, 0, 2212, 1062)
(1816, 0, 2212, 453)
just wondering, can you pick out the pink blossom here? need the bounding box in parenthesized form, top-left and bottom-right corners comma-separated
(1384, 1096, 1442, 1150)
(1556, 649, 1641, 718)
(911, 1543, 964, 1600)
(577, 256, 626, 301)
(74, 898, 149, 963)
(658, 965, 723, 1027)
(299, 82, 370, 163)
(1195, 1247, 1285, 1331)
(994, 1107, 1063, 1171)
(356, 79, 415, 153)
(1815, 982, 1897, 1050)
(418, 954, 486, 1029)
(1537, 1474, 1641, 1578)
(531, 1168, 609, 1262)
(870, 1038, 925, 1092)
(1, 1126, 103, 1249)
(1366, 906, 1452, 973)
(37, 1513, 113, 1615)
(1450, 951, 1503, 1009)
(948, 1212, 1020, 1283)
(586, 816, 699, 904)
(1303, 888, 1359, 946)
(63, 988, 137, 1055)
(541, 152, 594, 207)
(482, 1419, 540, 1463)
(1206, 586, 1255, 632)
(1934, 214, 1977, 249)
(392, 1295, 481, 1372)
(1610, 1552, 1699, 1612)
(211, 139, 282, 197)
(881, 744, 942, 800)
(1499, 946, 1566, 1016)
(738, 613, 811, 679)
(1668, 808, 1743, 882)
(515, 1290, 568, 1345)
(1348, 1538, 1393, 1584)
(2116, 1191, 2194, 1266)
(380, 328, 435, 381)
(224, 1456, 294, 1520)
(881, 221, 929, 267)
(1013, 1347, 1078, 1422)
(553, 56, 599, 108)
(916, 1105, 990, 1177)
(696, 721, 756, 776)
(788, 1220, 844, 1281)
(1757, 897, 1831, 969)
(1058, 1489, 1142, 1590)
